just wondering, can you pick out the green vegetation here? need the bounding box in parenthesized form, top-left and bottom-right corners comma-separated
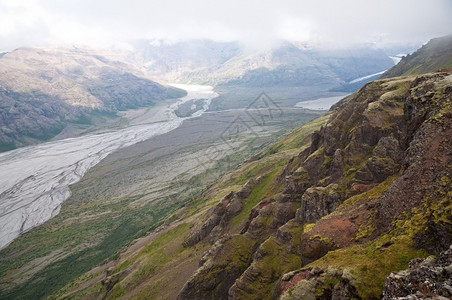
(0, 95, 325, 299)
(339, 176, 397, 209)
(230, 168, 283, 228)
(259, 114, 329, 157)
(308, 173, 451, 299)
(381, 35, 452, 78)
(310, 236, 428, 299)
(236, 227, 302, 299)
(44, 107, 328, 299)
(0, 197, 182, 300)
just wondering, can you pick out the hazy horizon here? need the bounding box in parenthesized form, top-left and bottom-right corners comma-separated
(1, 0, 452, 52)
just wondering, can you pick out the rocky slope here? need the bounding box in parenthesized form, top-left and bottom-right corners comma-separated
(48, 66, 451, 299)
(381, 35, 452, 78)
(176, 71, 452, 300)
(382, 245, 452, 299)
(0, 47, 185, 151)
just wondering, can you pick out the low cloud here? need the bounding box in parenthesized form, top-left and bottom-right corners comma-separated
(1, 0, 451, 51)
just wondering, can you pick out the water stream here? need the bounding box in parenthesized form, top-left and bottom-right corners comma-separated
(0, 84, 217, 249)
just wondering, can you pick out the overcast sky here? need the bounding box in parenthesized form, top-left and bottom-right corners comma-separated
(1, 0, 452, 51)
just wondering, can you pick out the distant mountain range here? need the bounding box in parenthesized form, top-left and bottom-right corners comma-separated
(127, 39, 396, 89)
(0, 47, 185, 151)
(0, 39, 415, 152)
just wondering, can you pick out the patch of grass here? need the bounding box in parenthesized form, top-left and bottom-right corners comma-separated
(235, 230, 302, 300)
(0, 198, 182, 300)
(339, 175, 397, 208)
(310, 236, 428, 299)
(229, 168, 283, 229)
(260, 114, 329, 156)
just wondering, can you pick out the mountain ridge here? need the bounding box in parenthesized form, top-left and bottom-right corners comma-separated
(128, 39, 395, 88)
(381, 34, 452, 78)
(0, 47, 186, 151)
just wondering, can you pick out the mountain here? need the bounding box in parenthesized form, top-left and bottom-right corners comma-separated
(127, 39, 397, 111)
(381, 35, 452, 78)
(0, 47, 185, 151)
(39, 47, 452, 298)
(128, 39, 242, 83)
(0, 42, 396, 152)
(128, 40, 395, 88)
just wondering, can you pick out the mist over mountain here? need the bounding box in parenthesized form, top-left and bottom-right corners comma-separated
(381, 34, 452, 78)
(128, 39, 396, 88)
(0, 39, 401, 152)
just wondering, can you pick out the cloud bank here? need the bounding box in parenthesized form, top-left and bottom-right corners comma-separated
(1, 0, 451, 51)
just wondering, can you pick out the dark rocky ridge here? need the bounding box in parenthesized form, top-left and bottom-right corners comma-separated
(177, 70, 452, 299)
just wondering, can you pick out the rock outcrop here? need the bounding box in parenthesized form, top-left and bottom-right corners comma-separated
(178, 70, 452, 300)
(382, 245, 452, 299)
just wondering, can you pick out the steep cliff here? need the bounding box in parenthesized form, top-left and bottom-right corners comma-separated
(175, 70, 451, 300)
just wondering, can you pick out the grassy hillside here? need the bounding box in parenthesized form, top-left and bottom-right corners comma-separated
(44, 114, 330, 300)
(49, 70, 452, 299)
(381, 35, 452, 78)
(0, 106, 323, 299)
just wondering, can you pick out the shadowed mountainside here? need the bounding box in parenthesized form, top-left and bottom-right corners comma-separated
(0, 47, 185, 151)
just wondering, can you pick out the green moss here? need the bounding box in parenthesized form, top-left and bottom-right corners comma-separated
(230, 168, 283, 228)
(303, 223, 315, 233)
(355, 214, 376, 240)
(339, 175, 397, 208)
(238, 236, 301, 299)
(321, 155, 332, 169)
(315, 275, 341, 297)
(391, 174, 452, 237)
(306, 145, 325, 161)
(308, 174, 451, 299)
(109, 283, 126, 298)
(187, 234, 255, 298)
(309, 236, 427, 299)
(259, 114, 329, 157)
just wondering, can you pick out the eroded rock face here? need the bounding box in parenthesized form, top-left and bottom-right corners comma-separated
(355, 136, 402, 183)
(295, 184, 342, 224)
(183, 178, 263, 247)
(382, 246, 452, 300)
(178, 72, 452, 300)
(279, 267, 361, 300)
